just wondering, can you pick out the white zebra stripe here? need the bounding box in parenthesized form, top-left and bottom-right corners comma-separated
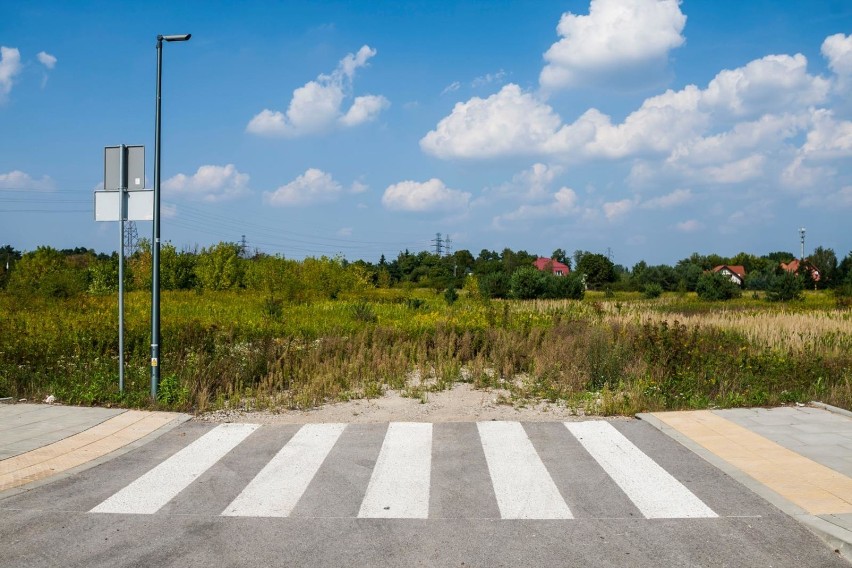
(358, 422, 433, 519)
(222, 423, 346, 517)
(565, 421, 717, 519)
(89, 421, 719, 521)
(477, 421, 573, 519)
(91, 423, 259, 515)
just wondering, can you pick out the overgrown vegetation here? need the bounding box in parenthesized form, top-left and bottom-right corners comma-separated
(0, 288, 849, 415)
(1, 242, 850, 415)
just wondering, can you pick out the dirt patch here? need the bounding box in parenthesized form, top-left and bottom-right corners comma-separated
(194, 383, 603, 424)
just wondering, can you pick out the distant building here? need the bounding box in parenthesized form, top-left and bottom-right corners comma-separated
(712, 265, 746, 286)
(533, 257, 570, 276)
(780, 258, 821, 282)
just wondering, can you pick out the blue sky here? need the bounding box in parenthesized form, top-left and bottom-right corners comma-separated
(1, 0, 851, 266)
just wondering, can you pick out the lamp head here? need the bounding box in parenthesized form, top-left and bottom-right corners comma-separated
(160, 34, 191, 42)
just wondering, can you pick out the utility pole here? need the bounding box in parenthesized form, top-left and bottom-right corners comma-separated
(444, 235, 452, 257)
(799, 227, 806, 260)
(239, 234, 248, 258)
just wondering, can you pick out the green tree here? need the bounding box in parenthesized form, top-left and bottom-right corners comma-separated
(674, 260, 703, 291)
(838, 251, 852, 285)
(765, 251, 795, 264)
(576, 253, 616, 289)
(551, 248, 570, 268)
(161, 243, 197, 290)
(195, 242, 244, 290)
(128, 239, 152, 290)
(501, 248, 536, 275)
(87, 254, 120, 294)
(809, 246, 837, 289)
(0, 245, 21, 289)
(8, 246, 87, 298)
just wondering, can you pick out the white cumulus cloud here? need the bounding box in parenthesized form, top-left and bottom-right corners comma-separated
(247, 46, 388, 137)
(780, 109, 852, 189)
(640, 188, 691, 209)
(676, 219, 703, 232)
(602, 198, 634, 220)
(494, 186, 579, 226)
(701, 54, 829, 118)
(512, 163, 563, 200)
(822, 33, 852, 77)
(420, 84, 564, 159)
(339, 94, 390, 127)
(424, 49, 831, 171)
(350, 180, 369, 194)
(37, 51, 57, 69)
(163, 164, 251, 202)
(540, 0, 686, 91)
(799, 109, 852, 159)
(0, 46, 22, 101)
(0, 169, 54, 191)
(265, 168, 343, 206)
(382, 179, 470, 212)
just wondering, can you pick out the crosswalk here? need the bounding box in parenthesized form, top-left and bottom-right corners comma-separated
(90, 421, 719, 520)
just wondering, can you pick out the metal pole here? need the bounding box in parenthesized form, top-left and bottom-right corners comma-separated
(119, 144, 126, 393)
(151, 33, 189, 400)
(151, 37, 163, 399)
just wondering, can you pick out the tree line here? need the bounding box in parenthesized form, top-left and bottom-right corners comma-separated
(1, 242, 851, 302)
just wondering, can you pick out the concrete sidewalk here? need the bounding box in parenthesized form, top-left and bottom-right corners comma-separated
(0, 403, 190, 494)
(640, 404, 852, 562)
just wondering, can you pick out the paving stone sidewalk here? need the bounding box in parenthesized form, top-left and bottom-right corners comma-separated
(0, 402, 190, 493)
(640, 404, 852, 563)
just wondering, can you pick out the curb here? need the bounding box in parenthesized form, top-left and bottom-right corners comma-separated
(811, 401, 852, 420)
(637, 412, 852, 564)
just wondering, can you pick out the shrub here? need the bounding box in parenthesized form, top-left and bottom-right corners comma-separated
(696, 272, 742, 301)
(262, 296, 284, 320)
(765, 272, 803, 302)
(509, 267, 547, 299)
(7, 246, 87, 299)
(478, 271, 510, 299)
(643, 283, 663, 299)
(835, 282, 852, 310)
(351, 300, 378, 323)
(444, 285, 458, 305)
(546, 273, 585, 300)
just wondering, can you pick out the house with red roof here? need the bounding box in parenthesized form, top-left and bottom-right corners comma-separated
(780, 258, 821, 282)
(533, 257, 570, 276)
(712, 265, 746, 286)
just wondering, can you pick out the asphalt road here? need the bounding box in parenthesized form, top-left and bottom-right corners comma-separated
(0, 420, 846, 567)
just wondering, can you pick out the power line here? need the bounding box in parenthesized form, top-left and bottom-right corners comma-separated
(1, 186, 438, 258)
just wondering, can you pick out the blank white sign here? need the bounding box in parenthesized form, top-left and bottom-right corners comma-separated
(94, 190, 154, 222)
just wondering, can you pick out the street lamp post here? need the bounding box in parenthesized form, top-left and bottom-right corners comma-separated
(152, 33, 191, 399)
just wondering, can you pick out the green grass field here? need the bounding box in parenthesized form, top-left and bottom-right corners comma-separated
(1, 289, 849, 414)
